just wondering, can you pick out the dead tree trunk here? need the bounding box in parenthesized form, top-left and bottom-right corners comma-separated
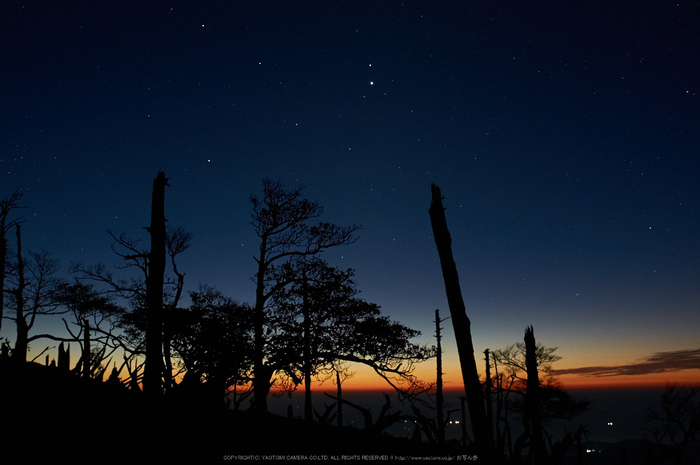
(144, 171, 168, 396)
(524, 326, 547, 464)
(58, 342, 70, 370)
(0, 222, 5, 335)
(11, 224, 28, 364)
(435, 309, 445, 444)
(0, 189, 24, 336)
(484, 348, 494, 436)
(82, 319, 91, 379)
(429, 184, 493, 456)
(302, 270, 313, 423)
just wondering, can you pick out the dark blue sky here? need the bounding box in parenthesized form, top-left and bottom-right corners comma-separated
(2, 1, 699, 386)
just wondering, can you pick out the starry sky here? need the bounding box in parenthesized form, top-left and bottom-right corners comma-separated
(2, 1, 699, 390)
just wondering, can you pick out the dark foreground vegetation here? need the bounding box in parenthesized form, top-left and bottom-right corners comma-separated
(5, 362, 698, 465)
(0, 362, 463, 464)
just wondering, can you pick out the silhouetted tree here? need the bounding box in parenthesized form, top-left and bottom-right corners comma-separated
(163, 225, 192, 391)
(523, 326, 547, 464)
(0, 189, 24, 335)
(142, 171, 168, 396)
(5, 225, 65, 363)
(249, 179, 359, 413)
(267, 257, 356, 421)
(434, 308, 449, 444)
(492, 329, 590, 463)
(7, 225, 27, 363)
(268, 257, 434, 420)
(646, 383, 700, 465)
(72, 178, 190, 391)
(57, 341, 70, 370)
(169, 286, 254, 407)
(326, 361, 353, 427)
(340, 311, 435, 397)
(484, 348, 494, 439)
(53, 281, 123, 379)
(428, 184, 493, 456)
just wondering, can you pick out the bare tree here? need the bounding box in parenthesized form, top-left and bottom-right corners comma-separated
(5, 225, 65, 363)
(0, 189, 25, 334)
(428, 184, 493, 456)
(523, 326, 547, 464)
(72, 174, 190, 392)
(142, 171, 168, 396)
(53, 281, 123, 379)
(492, 330, 589, 462)
(163, 225, 192, 391)
(434, 308, 449, 444)
(249, 179, 359, 413)
(646, 383, 700, 465)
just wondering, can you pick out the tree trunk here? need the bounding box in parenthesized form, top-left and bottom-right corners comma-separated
(164, 258, 185, 393)
(144, 171, 168, 396)
(302, 272, 313, 423)
(524, 326, 547, 464)
(428, 184, 493, 456)
(11, 224, 28, 364)
(336, 370, 343, 428)
(82, 319, 91, 379)
(253, 237, 268, 413)
(58, 342, 69, 370)
(0, 227, 6, 335)
(163, 325, 173, 393)
(435, 309, 445, 444)
(484, 349, 493, 434)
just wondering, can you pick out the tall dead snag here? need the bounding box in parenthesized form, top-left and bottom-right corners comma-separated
(435, 309, 446, 444)
(428, 184, 493, 455)
(484, 348, 493, 431)
(144, 171, 168, 396)
(0, 189, 24, 335)
(524, 326, 547, 464)
(10, 225, 28, 364)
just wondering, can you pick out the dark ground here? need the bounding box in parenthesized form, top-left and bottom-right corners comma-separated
(0, 362, 466, 464)
(3, 363, 697, 464)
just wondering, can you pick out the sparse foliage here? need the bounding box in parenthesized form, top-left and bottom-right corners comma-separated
(267, 257, 435, 418)
(249, 179, 359, 413)
(646, 383, 700, 464)
(490, 333, 590, 461)
(5, 225, 66, 362)
(54, 281, 123, 379)
(72, 223, 191, 390)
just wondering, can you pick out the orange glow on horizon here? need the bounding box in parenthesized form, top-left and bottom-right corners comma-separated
(305, 363, 700, 393)
(558, 370, 700, 391)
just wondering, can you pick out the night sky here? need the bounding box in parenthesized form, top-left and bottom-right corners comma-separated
(2, 1, 699, 390)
